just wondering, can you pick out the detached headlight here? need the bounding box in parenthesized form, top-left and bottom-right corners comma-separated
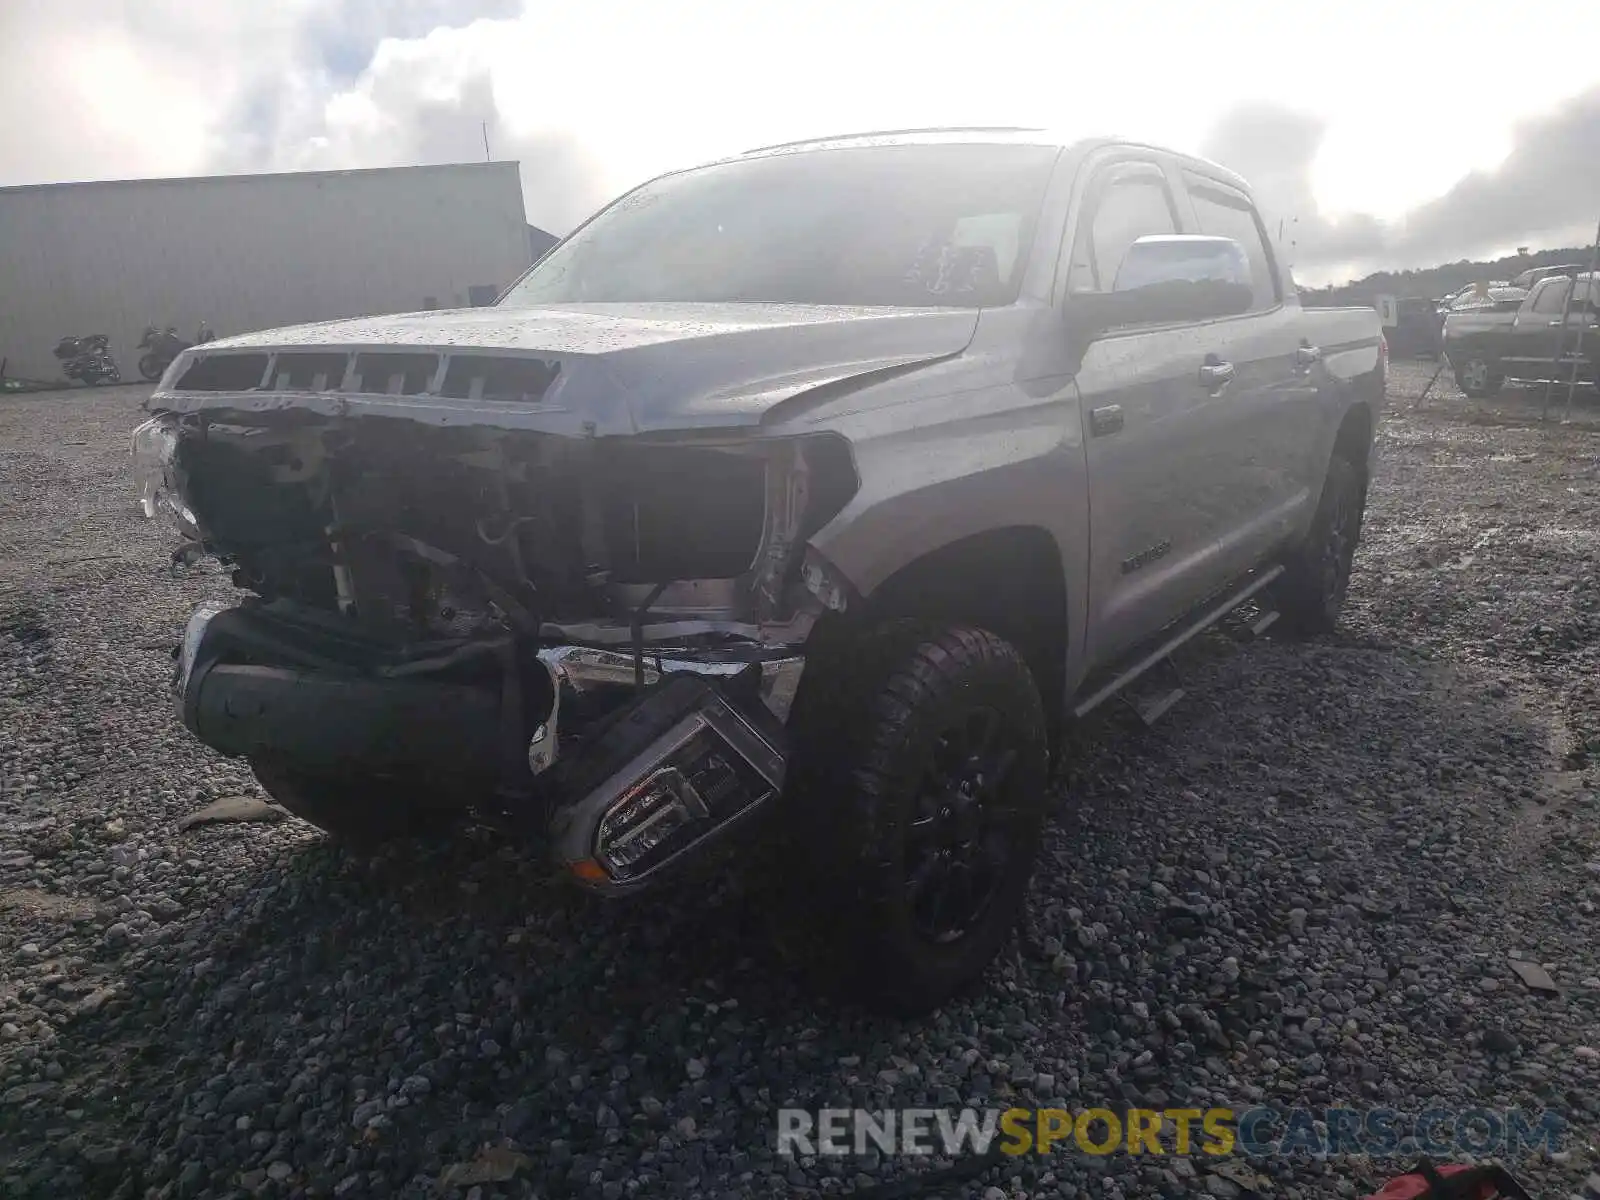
(593, 711, 779, 880)
(596, 765, 708, 876)
(567, 677, 785, 886)
(131, 415, 201, 545)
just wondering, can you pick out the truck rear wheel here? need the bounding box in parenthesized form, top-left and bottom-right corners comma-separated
(1276, 452, 1366, 635)
(1453, 355, 1504, 398)
(249, 758, 459, 850)
(779, 620, 1051, 1014)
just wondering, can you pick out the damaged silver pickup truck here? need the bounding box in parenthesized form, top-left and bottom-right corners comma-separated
(133, 129, 1384, 1012)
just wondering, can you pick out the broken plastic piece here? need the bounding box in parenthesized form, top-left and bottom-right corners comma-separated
(437, 1145, 532, 1189)
(528, 657, 562, 777)
(176, 796, 288, 830)
(800, 548, 851, 613)
(1507, 959, 1559, 994)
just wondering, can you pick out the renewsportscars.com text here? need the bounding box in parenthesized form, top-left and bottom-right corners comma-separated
(776, 1106, 1566, 1160)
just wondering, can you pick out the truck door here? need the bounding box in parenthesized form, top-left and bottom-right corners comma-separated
(1177, 172, 1322, 585)
(1561, 276, 1600, 380)
(1509, 276, 1598, 381)
(1062, 157, 1252, 668)
(1505, 279, 1571, 378)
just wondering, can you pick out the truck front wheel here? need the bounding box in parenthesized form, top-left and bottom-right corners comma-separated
(779, 620, 1051, 1013)
(249, 758, 459, 850)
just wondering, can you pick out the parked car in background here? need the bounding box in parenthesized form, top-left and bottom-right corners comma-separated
(1444, 284, 1527, 317)
(133, 129, 1383, 1012)
(1383, 296, 1445, 359)
(1444, 274, 1595, 397)
(1436, 281, 1513, 313)
(1511, 263, 1585, 290)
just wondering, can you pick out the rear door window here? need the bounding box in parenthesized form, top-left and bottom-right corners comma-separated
(1531, 281, 1570, 315)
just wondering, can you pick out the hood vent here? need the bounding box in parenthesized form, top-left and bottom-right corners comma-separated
(440, 355, 561, 403)
(171, 349, 560, 404)
(352, 352, 438, 396)
(273, 353, 351, 392)
(173, 353, 271, 392)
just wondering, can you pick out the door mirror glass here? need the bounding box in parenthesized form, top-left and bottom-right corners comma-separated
(1077, 235, 1255, 332)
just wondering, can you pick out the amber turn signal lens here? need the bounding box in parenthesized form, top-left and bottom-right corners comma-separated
(567, 858, 609, 883)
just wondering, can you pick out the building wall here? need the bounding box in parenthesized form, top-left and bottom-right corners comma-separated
(0, 162, 531, 381)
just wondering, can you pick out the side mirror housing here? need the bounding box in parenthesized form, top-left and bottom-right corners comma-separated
(1075, 235, 1255, 334)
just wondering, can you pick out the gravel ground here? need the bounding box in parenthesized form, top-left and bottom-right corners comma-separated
(2, 373, 1599, 1200)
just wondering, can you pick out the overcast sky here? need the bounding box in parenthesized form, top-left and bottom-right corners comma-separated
(4, 0, 1599, 285)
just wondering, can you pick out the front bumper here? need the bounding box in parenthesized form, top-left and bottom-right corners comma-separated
(173, 601, 801, 890)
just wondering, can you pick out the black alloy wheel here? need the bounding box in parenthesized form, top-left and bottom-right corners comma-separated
(904, 706, 1021, 944)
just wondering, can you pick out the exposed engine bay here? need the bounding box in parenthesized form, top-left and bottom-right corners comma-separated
(135, 404, 859, 889)
(155, 412, 857, 644)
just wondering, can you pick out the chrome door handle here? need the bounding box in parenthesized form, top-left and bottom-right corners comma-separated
(1199, 359, 1235, 389)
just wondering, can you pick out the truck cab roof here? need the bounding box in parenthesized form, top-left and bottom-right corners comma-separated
(731, 126, 1254, 196)
(1511, 263, 1587, 289)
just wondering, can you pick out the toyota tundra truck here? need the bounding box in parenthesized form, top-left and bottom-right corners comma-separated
(1443, 271, 1597, 398)
(133, 129, 1383, 1012)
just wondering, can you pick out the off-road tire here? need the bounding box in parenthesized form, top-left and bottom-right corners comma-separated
(249, 758, 459, 850)
(138, 354, 163, 382)
(1276, 453, 1366, 635)
(776, 619, 1051, 1014)
(1453, 355, 1504, 398)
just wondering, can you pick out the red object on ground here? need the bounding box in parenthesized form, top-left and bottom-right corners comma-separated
(1365, 1164, 1511, 1200)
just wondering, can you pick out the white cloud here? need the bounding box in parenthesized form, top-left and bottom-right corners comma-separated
(5, 0, 1600, 283)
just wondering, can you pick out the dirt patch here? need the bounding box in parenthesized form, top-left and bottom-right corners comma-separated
(0, 888, 98, 923)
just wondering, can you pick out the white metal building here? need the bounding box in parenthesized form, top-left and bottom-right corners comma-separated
(0, 161, 534, 382)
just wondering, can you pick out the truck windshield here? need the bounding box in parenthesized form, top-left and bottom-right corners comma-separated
(498, 143, 1059, 309)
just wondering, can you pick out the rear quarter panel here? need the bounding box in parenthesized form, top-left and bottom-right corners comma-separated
(1311, 306, 1383, 395)
(1302, 304, 1383, 497)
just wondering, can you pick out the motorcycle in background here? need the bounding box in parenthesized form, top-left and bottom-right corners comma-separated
(138, 321, 214, 381)
(53, 334, 121, 386)
(138, 320, 217, 380)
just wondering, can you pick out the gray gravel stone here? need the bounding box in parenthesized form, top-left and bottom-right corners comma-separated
(1483, 1028, 1520, 1055)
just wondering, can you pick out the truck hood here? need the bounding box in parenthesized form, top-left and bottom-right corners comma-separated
(153, 302, 980, 435)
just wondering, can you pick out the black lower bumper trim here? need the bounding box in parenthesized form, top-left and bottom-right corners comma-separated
(184, 661, 503, 777)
